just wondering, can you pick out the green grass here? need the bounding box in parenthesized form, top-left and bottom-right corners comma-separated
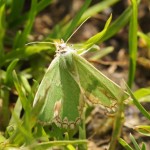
(0, 0, 150, 149)
(127, 0, 138, 88)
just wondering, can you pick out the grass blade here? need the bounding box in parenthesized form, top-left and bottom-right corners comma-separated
(134, 125, 150, 136)
(109, 85, 125, 150)
(9, 111, 33, 145)
(49, 0, 119, 39)
(14, 0, 38, 48)
(101, 5, 132, 42)
(13, 70, 28, 111)
(141, 142, 146, 150)
(82, 14, 112, 50)
(5, 59, 19, 85)
(138, 31, 150, 57)
(126, 84, 150, 120)
(37, 0, 53, 13)
(134, 88, 150, 100)
(0, 1, 6, 58)
(9, 98, 22, 126)
(30, 140, 87, 149)
(0, 44, 52, 67)
(119, 138, 133, 150)
(79, 0, 119, 24)
(63, 0, 91, 41)
(9, 0, 25, 22)
(127, 0, 138, 88)
(8, 0, 53, 28)
(130, 134, 141, 150)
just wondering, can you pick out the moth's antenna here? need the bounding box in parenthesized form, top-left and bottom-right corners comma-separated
(25, 41, 55, 46)
(66, 17, 90, 43)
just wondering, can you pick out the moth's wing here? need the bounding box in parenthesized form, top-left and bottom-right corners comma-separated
(58, 55, 84, 128)
(33, 54, 84, 128)
(33, 57, 63, 123)
(73, 53, 129, 110)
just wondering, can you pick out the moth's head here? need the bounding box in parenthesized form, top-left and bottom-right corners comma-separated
(55, 39, 67, 51)
(55, 39, 75, 55)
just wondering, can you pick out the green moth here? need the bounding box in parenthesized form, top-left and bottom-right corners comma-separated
(33, 40, 129, 129)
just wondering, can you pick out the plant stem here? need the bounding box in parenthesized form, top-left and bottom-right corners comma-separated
(79, 107, 87, 150)
(127, 0, 138, 88)
(109, 97, 125, 150)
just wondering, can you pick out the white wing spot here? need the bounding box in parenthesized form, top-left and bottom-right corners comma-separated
(53, 99, 62, 118)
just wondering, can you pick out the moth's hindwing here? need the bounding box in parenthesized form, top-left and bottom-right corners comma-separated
(73, 52, 129, 111)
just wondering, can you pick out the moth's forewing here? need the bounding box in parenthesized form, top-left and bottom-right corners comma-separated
(73, 52, 129, 110)
(33, 52, 84, 128)
(33, 57, 62, 123)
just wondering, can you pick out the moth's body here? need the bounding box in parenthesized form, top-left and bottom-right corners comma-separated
(33, 40, 129, 129)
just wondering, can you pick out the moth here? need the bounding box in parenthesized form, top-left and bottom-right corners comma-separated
(32, 39, 129, 129)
